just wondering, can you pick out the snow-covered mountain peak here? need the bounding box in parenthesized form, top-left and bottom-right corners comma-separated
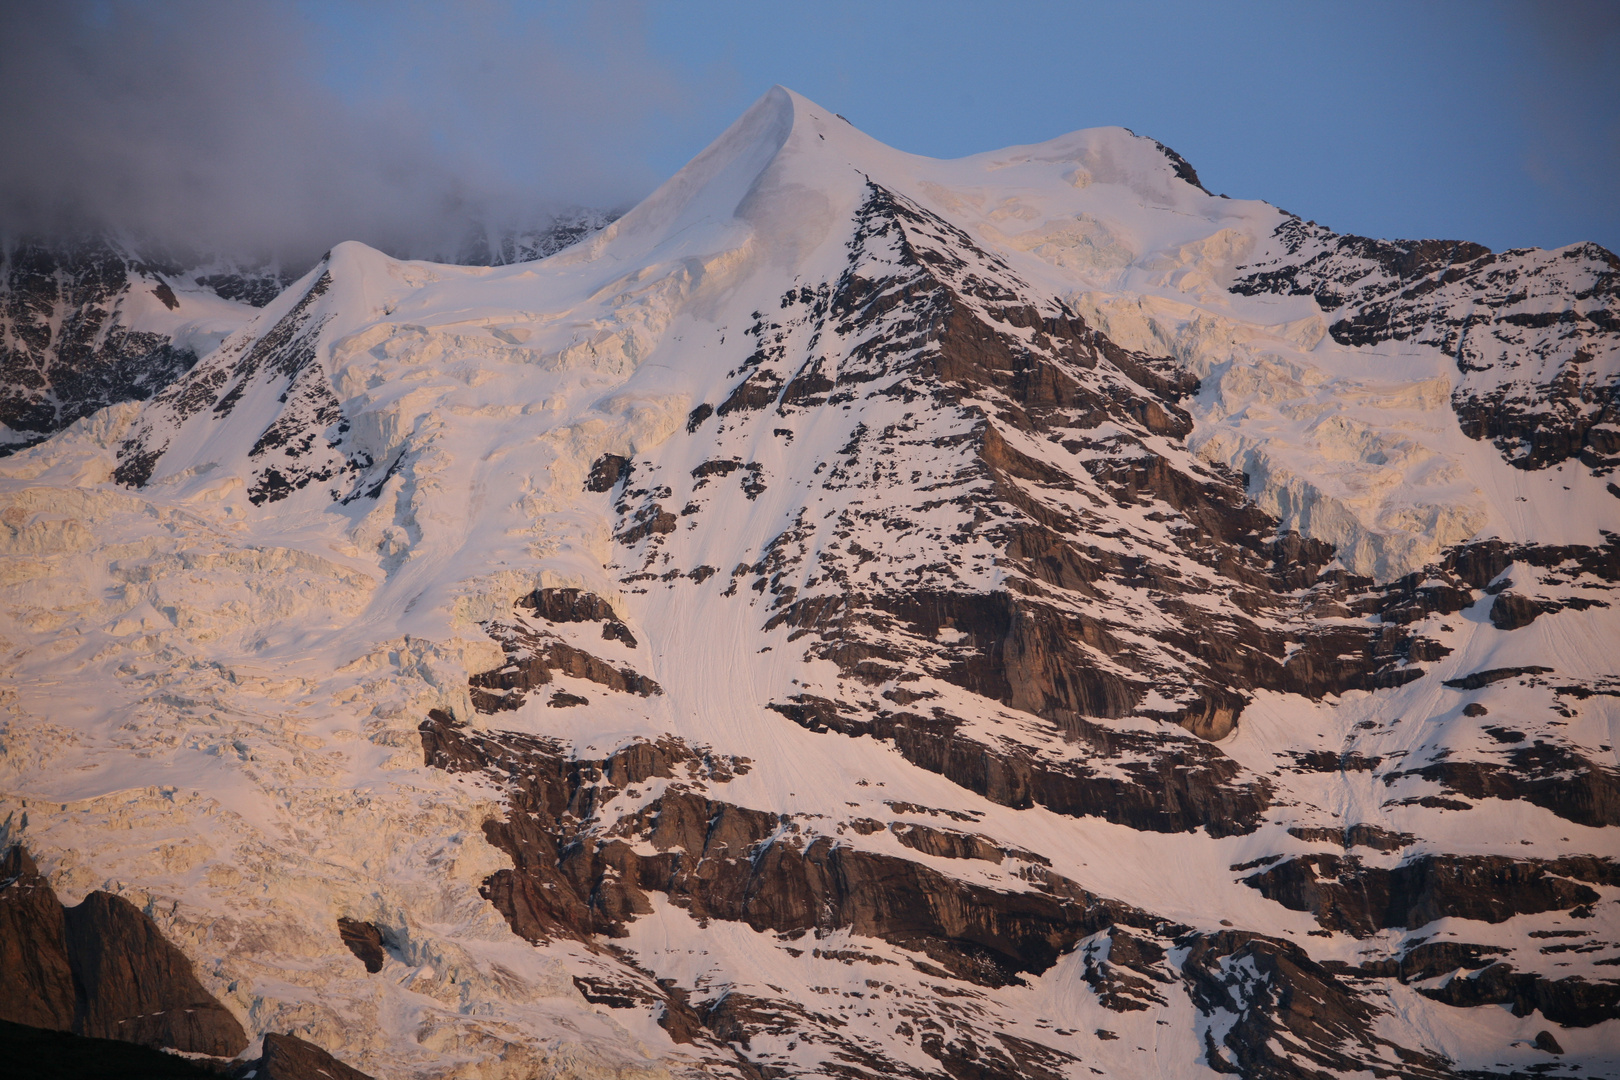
(109, 88, 1610, 589)
(2, 90, 1617, 1080)
(556, 87, 1243, 296)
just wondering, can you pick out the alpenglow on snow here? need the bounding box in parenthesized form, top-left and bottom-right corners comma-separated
(1, 87, 1617, 1080)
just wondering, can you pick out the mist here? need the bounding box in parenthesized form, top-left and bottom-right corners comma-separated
(0, 1, 685, 266)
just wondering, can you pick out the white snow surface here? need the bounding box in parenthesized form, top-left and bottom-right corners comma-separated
(2, 87, 1616, 1079)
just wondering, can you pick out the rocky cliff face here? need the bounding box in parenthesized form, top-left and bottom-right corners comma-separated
(0, 88, 1615, 1080)
(0, 844, 373, 1076)
(1231, 220, 1620, 476)
(0, 238, 259, 454)
(0, 845, 247, 1055)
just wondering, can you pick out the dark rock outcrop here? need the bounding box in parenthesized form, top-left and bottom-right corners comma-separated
(1178, 930, 1459, 1079)
(888, 821, 1020, 864)
(194, 269, 297, 308)
(516, 587, 637, 647)
(1232, 220, 1620, 475)
(586, 453, 632, 493)
(1386, 741, 1620, 828)
(63, 891, 247, 1056)
(1414, 961, 1620, 1028)
(1079, 927, 1174, 1013)
(0, 846, 76, 1031)
(1286, 823, 1415, 852)
(336, 918, 386, 974)
(421, 711, 1154, 989)
(0, 239, 202, 455)
(1329, 939, 1509, 983)
(0, 1017, 222, 1079)
(0, 845, 247, 1057)
(769, 694, 1271, 837)
(1441, 666, 1554, 690)
(233, 1032, 376, 1080)
(1489, 592, 1545, 630)
(468, 605, 661, 713)
(1242, 852, 1616, 937)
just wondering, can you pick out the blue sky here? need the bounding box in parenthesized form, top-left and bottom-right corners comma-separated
(6, 1, 1615, 259)
(641, 1, 1619, 254)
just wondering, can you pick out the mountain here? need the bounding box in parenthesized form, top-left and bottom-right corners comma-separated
(1, 87, 1616, 1080)
(0, 215, 619, 458)
(450, 208, 622, 268)
(0, 237, 267, 455)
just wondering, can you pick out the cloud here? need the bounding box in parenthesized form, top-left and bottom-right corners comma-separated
(0, 0, 685, 263)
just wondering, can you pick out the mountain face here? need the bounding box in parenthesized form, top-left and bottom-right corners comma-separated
(0, 217, 619, 459)
(451, 208, 622, 269)
(1230, 222, 1620, 477)
(0, 238, 265, 455)
(1, 87, 1616, 1080)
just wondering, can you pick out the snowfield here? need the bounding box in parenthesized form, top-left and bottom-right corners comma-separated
(2, 87, 1616, 1079)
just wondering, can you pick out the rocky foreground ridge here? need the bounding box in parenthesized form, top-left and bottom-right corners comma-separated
(0, 88, 1616, 1079)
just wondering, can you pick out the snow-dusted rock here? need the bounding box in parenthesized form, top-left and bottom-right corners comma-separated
(1, 87, 1616, 1079)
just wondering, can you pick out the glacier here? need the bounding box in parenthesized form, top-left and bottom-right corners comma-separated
(1, 87, 1616, 1080)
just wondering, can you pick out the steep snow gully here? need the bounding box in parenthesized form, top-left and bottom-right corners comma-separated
(2, 87, 1617, 1079)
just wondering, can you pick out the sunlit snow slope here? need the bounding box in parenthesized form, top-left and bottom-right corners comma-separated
(3, 87, 1617, 1080)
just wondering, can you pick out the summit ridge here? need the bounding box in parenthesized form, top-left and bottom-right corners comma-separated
(1, 88, 1616, 1080)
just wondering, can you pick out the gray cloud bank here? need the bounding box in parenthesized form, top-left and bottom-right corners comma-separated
(0, 1, 680, 264)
